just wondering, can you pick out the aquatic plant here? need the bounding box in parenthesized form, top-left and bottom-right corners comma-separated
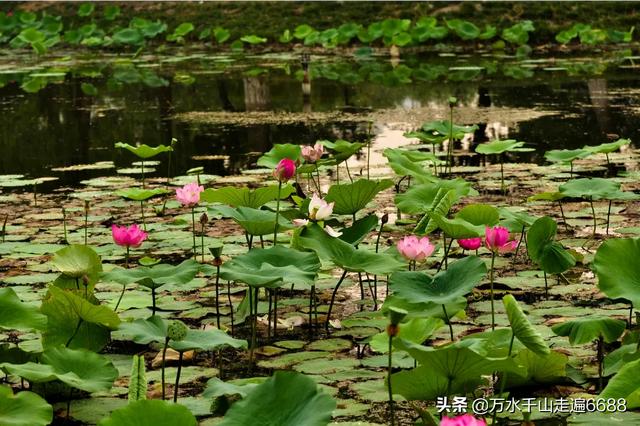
(485, 226, 517, 330)
(176, 182, 205, 255)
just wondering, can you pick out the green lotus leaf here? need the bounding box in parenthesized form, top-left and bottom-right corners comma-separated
(552, 316, 626, 345)
(117, 315, 167, 345)
(115, 142, 173, 159)
(502, 294, 550, 355)
(214, 206, 293, 236)
(98, 399, 197, 426)
(383, 148, 439, 183)
(593, 237, 640, 308)
(170, 328, 247, 352)
(414, 188, 458, 234)
(0, 385, 52, 426)
(500, 349, 567, 389)
(325, 179, 393, 216)
(390, 339, 525, 400)
(320, 139, 365, 164)
(256, 144, 301, 169)
(445, 19, 480, 40)
(389, 256, 486, 305)
(129, 354, 147, 402)
(395, 180, 475, 215)
(475, 139, 533, 155)
(559, 178, 620, 200)
(2, 346, 118, 393)
(421, 120, 478, 140)
(455, 204, 500, 227)
(600, 357, 640, 408)
(382, 295, 467, 323)
(369, 317, 444, 353)
(298, 224, 405, 275)
(425, 212, 485, 239)
(41, 286, 120, 351)
(0, 288, 47, 332)
(240, 34, 267, 44)
(583, 138, 631, 154)
(114, 187, 169, 201)
(219, 371, 336, 426)
(338, 214, 379, 246)
(51, 245, 102, 283)
(499, 208, 537, 232)
(526, 216, 575, 274)
(544, 148, 591, 164)
(200, 185, 294, 208)
(101, 259, 200, 289)
(203, 377, 266, 400)
(220, 245, 320, 288)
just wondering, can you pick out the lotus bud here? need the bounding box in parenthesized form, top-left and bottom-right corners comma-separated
(200, 212, 209, 226)
(82, 275, 90, 287)
(380, 213, 389, 225)
(386, 307, 408, 337)
(84, 200, 90, 215)
(167, 320, 188, 341)
(448, 96, 457, 108)
(209, 244, 224, 266)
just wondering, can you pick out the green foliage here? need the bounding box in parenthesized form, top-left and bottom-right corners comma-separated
(99, 399, 197, 426)
(0, 288, 47, 332)
(40, 286, 120, 351)
(115, 188, 169, 201)
(424, 212, 485, 239)
(1, 346, 118, 393)
(526, 216, 575, 274)
(220, 245, 320, 289)
(299, 223, 405, 275)
(219, 371, 336, 426)
(0, 386, 52, 426)
(544, 148, 591, 164)
(256, 144, 301, 168)
(101, 259, 200, 289)
(593, 237, 640, 308)
(583, 138, 631, 154)
(552, 316, 626, 345)
(600, 358, 640, 408)
(475, 139, 533, 155)
(115, 142, 173, 159)
(200, 185, 294, 208)
(500, 349, 568, 389)
(325, 179, 393, 216)
(502, 295, 549, 355)
(214, 206, 293, 236)
(389, 256, 487, 305)
(456, 204, 500, 227)
(128, 355, 147, 402)
(370, 318, 444, 353)
(501, 20, 535, 45)
(445, 19, 480, 40)
(559, 178, 620, 200)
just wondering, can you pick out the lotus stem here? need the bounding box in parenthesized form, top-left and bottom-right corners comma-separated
(65, 319, 83, 347)
(606, 200, 612, 234)
(442, 304, 454, 341)
(62, 208, 67, 244)
(367, 121, 372, 180)
(173, 351, 184, 402)
(141, 159, 145, 188)
(326, 270, 349, 331)
(249, 288, 256, 364)
(597, 336, 604, 391)
(191, 207, 197, 256)
(227, 281, 234, 335)
(544, 271, 548, 299)
(33, 181, 37, 207)
(345, 160, 353, 182)
(215, 264, 221, 329)
(447, 104, 454, 177)
(570, 161, 573, 178)
(151, 287, 156, 316)
(500, 155, 505, 195)
(388, 333, 395, 426)
(273, 181, 282, 246)
(512, 225, 526, 267)
(140, 201, 146, 231)
(315, 164, 322, 195)
(309, 285, 315, 338)
(492, 332, 515, 425)
(273, 289, 278, 339)
(161, 337, 169, 399)
(589, 197, 597, 239)
(489, 252, 496, 331)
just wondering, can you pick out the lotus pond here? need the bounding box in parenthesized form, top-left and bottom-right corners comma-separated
(4, 8, 640, 426)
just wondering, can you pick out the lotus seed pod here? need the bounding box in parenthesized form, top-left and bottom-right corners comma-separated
(167, 320, 188, 341)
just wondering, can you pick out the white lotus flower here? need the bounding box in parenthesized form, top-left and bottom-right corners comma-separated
(308, 193, 334, 221)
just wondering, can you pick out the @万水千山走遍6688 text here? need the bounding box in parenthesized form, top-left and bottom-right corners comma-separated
(436, 396, 627, 415)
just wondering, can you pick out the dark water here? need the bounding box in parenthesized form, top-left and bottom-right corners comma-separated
(1, 48, 639, 189)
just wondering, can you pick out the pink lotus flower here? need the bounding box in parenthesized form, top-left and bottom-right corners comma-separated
(292, 219, 309, 227)
(301, 143, 324, 163)
(111, 224, 147, 248)
(175, 182, 204, 207)
(308, 194, 334, 221)
(273, 158, 296, 182)
(440, 414, 486, 426)
(458, 237, 482, 251)
(485, 226, 517, 253)
(397, 235, 435, 262)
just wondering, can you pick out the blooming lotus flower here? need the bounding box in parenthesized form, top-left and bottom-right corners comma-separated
(485, 226, 517, 253)
(458, 237, 482, 251)
(273, 158, 296, 182)
(397, 235, 435, 262)
(301, 143, 324, 163)
(111, 224, 147, 248)
(308, 194, 334, 221)
(175, 182, 204, 207)
(440, 414, 486, 426)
